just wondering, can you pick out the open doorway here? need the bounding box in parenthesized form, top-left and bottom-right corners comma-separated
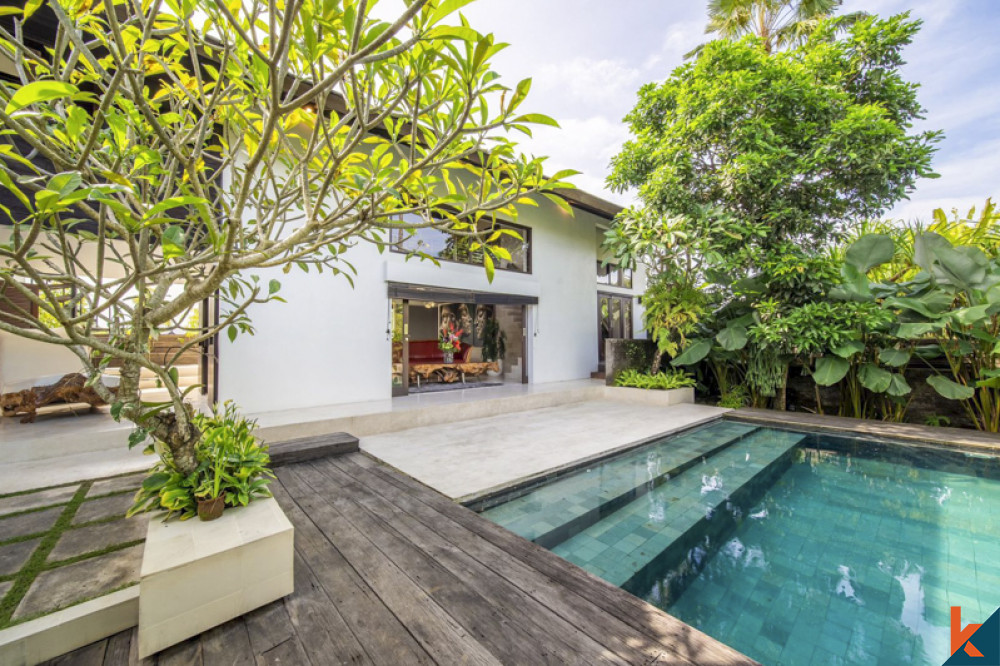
(391, 297, 528, 396)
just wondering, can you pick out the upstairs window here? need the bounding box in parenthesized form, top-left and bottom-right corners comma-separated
(597, 262, 633, 288)
(392, 215, 531, 274)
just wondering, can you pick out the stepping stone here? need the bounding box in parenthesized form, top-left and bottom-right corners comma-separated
(0, 507, 63, 541)
(49, 515, 149, 563)
(13, 543, 143, 620)
(87, 473, 146, 499)
(73, 493, 135, 525)
(0, 538, 41, 577)
(0, 485, 79, 517)
(0, 580, 11, 600)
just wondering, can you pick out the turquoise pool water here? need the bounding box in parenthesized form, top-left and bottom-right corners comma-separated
(477, 420, 1000, 665)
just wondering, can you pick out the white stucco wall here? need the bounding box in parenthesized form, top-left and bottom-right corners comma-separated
(218, 194, 643, 414)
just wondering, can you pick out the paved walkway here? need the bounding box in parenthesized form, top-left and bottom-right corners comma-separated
(362, 401, 728, 501)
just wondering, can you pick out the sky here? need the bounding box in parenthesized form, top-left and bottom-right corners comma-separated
(453, 0, 1000, 223)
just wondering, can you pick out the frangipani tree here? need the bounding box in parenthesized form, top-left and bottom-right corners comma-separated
(0, 0, 572, 474)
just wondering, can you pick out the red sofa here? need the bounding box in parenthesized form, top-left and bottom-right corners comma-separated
(408, 340, 471, 364)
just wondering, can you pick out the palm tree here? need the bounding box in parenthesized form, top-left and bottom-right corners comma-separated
(686, 0, 866, 57)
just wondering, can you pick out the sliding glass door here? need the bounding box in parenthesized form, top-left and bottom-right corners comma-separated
(598, 293, 633, 365)
(391, 299, 409, 396)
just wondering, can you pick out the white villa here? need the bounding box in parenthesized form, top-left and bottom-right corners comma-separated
(0, 186, 645, 414)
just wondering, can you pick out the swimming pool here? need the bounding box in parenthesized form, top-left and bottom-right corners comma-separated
(477, 419, 1000, 665)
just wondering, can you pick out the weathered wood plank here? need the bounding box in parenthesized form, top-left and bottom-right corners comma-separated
(328, 455, 690, 665)
(243, 601, 296, 657)
(44, 639, 106, 666)
(312, 457, 629, 665)
(199, 616, 255, 666)
(268, 433, 359, 467)
(269, 477, 433, 665)
(294, 461, 572, 666)
(257, 637, 312, 666)
(283, 548, 372, 665)
(277, 466, 501, 666)
(154, 637, 203, 666)
(102, 630, 132, 666)
(345, 453, 757, 666)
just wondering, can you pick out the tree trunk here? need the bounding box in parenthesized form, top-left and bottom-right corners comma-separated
(116, 335, 200, 475)
(774, 364, 789, 411)
(650, 348, 664, 375)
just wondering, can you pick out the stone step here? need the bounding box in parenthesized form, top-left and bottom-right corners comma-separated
(482, 420, 760, 546)
(550, 427, 806, 588)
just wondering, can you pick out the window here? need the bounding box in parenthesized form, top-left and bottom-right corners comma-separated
(392, 214, 531, 274)
(597, 262, 633, 288)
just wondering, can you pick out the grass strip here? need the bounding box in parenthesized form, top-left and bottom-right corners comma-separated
(43, 538, 145, 570)
(0, 482, 91, 627)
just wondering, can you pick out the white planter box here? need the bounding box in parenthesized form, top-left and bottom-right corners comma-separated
(137, 497, 294, 659)
(603, 386, 695, 407)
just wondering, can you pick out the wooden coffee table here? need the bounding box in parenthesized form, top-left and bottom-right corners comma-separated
(409, 362, 500, 387)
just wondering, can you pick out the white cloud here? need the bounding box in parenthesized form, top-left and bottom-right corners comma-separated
(535, 58, 641, 108)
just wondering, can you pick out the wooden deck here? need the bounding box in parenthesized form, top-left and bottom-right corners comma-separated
(44, 453, 755, 665)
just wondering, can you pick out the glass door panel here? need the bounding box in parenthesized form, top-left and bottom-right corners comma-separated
(391, 299, 408, 396)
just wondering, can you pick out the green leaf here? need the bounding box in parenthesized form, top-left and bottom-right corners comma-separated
(141, 472, 171, 491)
(424, 25, 479, 42)
(483, 252, 495, 283)
(895, 321, 944, 339)
(886, 374, 912, 397)
(878, 348, 910, 367)
(952, 304, 990, 327)
(161, 226, 186, 260)
(6, 81, 80, 114)
(812, 356, 850, 386)
(145, 196, 210, 221)
(831, 340, 865, 358)
(512, 113, 560, 128)
(670, 338, 712, 366)
(268, 279, 281, 295)
(858, 363, 892, 393)
(845, 234, 894, 273)
(716, 326, 748, 351)
(926, 375, 974, 400)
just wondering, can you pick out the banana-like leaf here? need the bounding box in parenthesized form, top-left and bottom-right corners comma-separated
(895, 321, 945, 339)
(813, 356, 850, 386)
(845, 234, 894, 273)
(858, 364, 892, 393)
(951, 304, 990, 326)
(832, 340, 865, 358)
(716, 326, 748, 351)
(878, 348, 910, 367)
(886, 374, 912, 397)
(670, 339, 712, 366)
(927, 375, 975, 400)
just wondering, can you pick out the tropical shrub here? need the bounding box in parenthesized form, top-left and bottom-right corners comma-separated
(614, 369, 697, 391)
(129, 402, 273, 520)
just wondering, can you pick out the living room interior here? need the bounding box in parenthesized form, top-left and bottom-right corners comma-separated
(391, 298, 526, 395)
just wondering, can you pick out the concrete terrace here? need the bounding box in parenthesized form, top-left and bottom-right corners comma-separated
(41, 451, 756, 665)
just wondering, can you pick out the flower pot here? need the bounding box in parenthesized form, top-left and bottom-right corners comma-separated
(486, 360, 503, 378)
(197, 497, 225, 521)
(443, 351, 454, 363)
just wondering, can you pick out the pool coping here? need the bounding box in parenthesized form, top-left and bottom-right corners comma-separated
(729, 408, 1000, 454)
(458, 410, 732, 508)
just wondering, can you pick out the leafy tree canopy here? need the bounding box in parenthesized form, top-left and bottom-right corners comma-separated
(608, 13, 941, 260)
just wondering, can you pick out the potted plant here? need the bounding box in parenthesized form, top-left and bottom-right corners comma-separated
(439, 322, 463, 364)
(482, 318, 507, 377)
(129, 401, 274, 521)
